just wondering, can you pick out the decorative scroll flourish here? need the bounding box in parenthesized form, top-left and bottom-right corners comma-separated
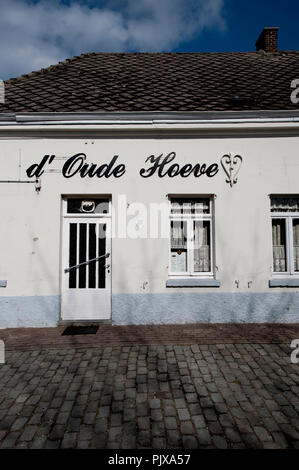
(221, 153, 243, 187)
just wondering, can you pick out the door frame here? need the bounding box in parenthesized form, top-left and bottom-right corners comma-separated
(60, 195, 112, 322)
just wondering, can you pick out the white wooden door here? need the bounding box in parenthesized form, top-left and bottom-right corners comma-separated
(61, 213, 111, 321)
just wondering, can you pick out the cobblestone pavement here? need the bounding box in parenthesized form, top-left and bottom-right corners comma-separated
(0, 343, 298, 449)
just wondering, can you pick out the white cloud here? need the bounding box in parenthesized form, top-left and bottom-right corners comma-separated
(0, 0, 226, 79)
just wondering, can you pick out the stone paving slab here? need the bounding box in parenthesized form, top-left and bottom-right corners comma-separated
(1, 324, 299, 351)
(0, 342, 298, 449)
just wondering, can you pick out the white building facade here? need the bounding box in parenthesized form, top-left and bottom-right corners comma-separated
(1, 111, 299, 327)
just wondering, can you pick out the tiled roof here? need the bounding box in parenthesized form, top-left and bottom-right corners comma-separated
(1, 51, 299, 113)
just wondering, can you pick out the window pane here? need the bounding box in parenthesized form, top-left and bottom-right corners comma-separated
(171, 198, 210, 215)
(193, 221, 211, 272)
(69, 223, 77, 288)
(98, 224, 106, 289)
(88, 224, 96, 288)
(272, 219, 287, 272)
(79, 223, 87, 288)
(170, 221, 187, 272)
(271, 196, 299, 213)
(67, 198, 109, 214)
(293, 219, 299, 272)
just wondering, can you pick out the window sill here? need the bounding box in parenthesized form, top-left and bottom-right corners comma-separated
(166, 278, 220, 288)
(269, 279, 299, 287)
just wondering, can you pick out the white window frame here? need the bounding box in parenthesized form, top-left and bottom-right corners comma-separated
(271, 207, 299, 277)
(168, 196, 214, 278)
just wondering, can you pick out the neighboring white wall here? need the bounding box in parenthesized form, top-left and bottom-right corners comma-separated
(0, 130, 299, 325)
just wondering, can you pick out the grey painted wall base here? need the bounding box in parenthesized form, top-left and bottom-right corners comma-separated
(0, 295, 59, 328)
(112, 292, 299, 324)
(1, 292, 299, 328)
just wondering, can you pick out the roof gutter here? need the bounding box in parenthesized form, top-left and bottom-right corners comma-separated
(1, 110, 299, 126)
(1, 111, 299, 138)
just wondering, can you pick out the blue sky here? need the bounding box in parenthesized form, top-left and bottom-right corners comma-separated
(176, 0, 299, 53)
(0, 0, 298, 80)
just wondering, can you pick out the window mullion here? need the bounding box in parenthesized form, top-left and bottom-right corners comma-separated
(188, 218, 193, 276)
(289, 217, 295, 274)
(210, 217, 213, 274)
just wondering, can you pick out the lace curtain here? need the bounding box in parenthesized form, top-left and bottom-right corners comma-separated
(194, 221, 210, 272)
(294, 220, 299, 271)
(272, 219, 286, 272)
(271, 196, 299, 212)
(171, 198, 210, 215)
(170, 221, 210, 272)
(171, 221, 187, 249)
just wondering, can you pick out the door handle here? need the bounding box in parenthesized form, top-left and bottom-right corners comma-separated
(64, 253, 110, 273)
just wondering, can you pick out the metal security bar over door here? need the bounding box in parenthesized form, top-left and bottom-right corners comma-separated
(61, 218, 111, 321)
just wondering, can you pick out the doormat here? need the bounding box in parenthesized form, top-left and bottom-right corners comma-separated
(62, 325, 99, 336)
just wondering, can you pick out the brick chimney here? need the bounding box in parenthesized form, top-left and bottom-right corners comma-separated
(255, 27, 279, 52)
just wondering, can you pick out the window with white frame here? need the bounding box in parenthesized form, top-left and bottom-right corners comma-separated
(271, 196, 299, 276)
(169, 197, 214, 277)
